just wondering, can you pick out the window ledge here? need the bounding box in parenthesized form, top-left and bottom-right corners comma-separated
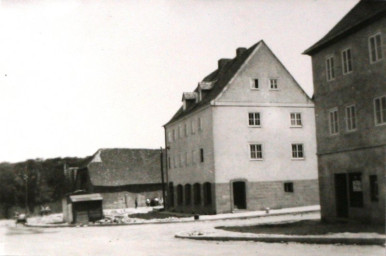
(345, 129, 357, 133)
(343, 71, 353, 76)
(250, 88, 260, 91)
(375, 122, 386, 127)
(291, 158, 305, 161)
(269, 89, 279, 91)
(250, 159, 263, 161)
(370, 59, 383, 65)
(290, 126, 303, 128)
(248, 125, 261, 128)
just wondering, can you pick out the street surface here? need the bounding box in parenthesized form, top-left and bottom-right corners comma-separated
(0, 213, 383, 256)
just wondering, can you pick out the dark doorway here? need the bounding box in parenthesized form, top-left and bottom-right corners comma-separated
(233, 181, 246, 210)
(335, 174, 348, 218)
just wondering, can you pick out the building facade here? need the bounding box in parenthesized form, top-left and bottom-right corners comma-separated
(164, 41, 319, 214)
(72, 148, 163, 209)
(304, 0, 385, 224)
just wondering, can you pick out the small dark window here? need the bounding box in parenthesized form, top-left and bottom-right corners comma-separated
(349, 173, 363, 208)
(253, 79, 259, 89)
(200, 148, 204, 162)
(284, 182, 294, 192)
(370, 175, 378, 202)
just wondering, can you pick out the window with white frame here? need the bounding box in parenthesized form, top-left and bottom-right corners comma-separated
(292, 144, 304, 159)
(374, 96, 386, 125)
(290, 113, 302, 127)
(329, 108, 339, 135)
(269, 79, 278, 89)
(326, 56, 335, 81)
(248, 112, 261, 126)
(198, 117, 202, 131)
(342, 48, 353, 74)
(369, 33, 383, 63)
(168, 131, 172, 142)
(250, 144, 263, 160)
(345, 105, 357, 131)
(251, 79, 259, 89)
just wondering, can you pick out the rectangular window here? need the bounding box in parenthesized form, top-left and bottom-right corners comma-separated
(184, 123, 188, 137)
(178, 125, 181, 138)
(248, 112, 261, 126)
(191, 120, 195, 134)
(284, 182, 294, 193)
(374, 96, 386, 125)
(168, 132, 172, 142)
(342, 48, 353, 74)
(326, 56, 335, 81)
(173, 156, 177, 168)
(329, 108, 339, 135)
(172, 129, 175, 141)
(369, 175, 379, 202)
(290, 113, 302, 127)
(200, 148, 204, 163)
(185, 152, 188, 166)
(198, 117, 202, 131)
(369, 33, 383, 63)
(168, 157, 171, 169)
(252, 79, 259, 89)
(349, 173, 363, 208)
(270, 79, 278, 89)
(345, 105, 357, 131)
(250, 144, 263, 159)
(292, 144, 304, 159)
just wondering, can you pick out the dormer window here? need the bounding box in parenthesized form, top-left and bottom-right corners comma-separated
(182, 92, 197, 110)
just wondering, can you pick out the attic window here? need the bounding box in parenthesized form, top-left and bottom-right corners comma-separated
(251, 79, 259, 89)
(270, 79, 278, 90)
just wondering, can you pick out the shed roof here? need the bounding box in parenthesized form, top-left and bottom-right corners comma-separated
(86, 148, 162, 187)
(70, 193, 103, 202)
(304, 0, 386, 55)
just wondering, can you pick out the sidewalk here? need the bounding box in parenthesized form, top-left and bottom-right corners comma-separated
(175, 229, 386, 246)
(26, 205, 320, 228)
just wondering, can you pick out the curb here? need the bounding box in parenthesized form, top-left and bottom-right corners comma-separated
(25, 209, 320, 228)
(175, 233, 386, 246)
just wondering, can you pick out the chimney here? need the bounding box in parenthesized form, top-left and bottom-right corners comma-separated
(218, 58, 231, 70)
(236, 47, 247, 57)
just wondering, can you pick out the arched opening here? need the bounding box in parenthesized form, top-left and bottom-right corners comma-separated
(193, 183, 201, 206)
(168, 182, 174, 207)
(184, 184, 191, 206)
(203, 182, 212, 206)
(177, 185, 183, 206)
(232, 181, 246, 209)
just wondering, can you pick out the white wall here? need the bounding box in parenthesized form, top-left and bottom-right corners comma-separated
(213, 105, 317, 183)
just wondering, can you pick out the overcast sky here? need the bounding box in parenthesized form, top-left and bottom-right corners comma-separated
(0, 0, 358, 163)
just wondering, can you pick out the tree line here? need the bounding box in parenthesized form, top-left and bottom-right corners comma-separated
(0, 156, 89, 218)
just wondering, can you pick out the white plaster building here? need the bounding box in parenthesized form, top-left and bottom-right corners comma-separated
(164, 41, 319, 214)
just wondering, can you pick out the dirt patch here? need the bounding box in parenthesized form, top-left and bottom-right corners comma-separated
(128, 211, 192, 220)
(216, 220, 385, 235)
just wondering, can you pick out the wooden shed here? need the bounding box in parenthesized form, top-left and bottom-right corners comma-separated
(62, 193, 104, 224)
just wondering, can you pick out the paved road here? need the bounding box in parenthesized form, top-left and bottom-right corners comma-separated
(0, 213, 383, 256)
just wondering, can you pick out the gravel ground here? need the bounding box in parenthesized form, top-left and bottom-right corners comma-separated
(1, 212, 384, 256)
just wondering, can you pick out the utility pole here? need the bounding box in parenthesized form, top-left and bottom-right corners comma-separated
(160, 147, 166, 209)
(23, 168, 29, 214)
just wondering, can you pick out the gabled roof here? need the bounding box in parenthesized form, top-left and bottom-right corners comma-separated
(304, 0, 386, 55)
(85, 148, 162, 187)
(165, 41, 262, 126)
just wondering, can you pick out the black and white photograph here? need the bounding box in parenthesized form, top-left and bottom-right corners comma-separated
(0, 0, 385, 255)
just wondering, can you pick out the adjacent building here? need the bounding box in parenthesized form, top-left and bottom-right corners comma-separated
(164, 40, 319, 214)
(72, 148, 164, 209)
(304, 0, 385, 224)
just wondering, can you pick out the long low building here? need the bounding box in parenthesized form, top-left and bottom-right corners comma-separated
(164, 40, 319, 214)
(72, 148, 164, 209)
